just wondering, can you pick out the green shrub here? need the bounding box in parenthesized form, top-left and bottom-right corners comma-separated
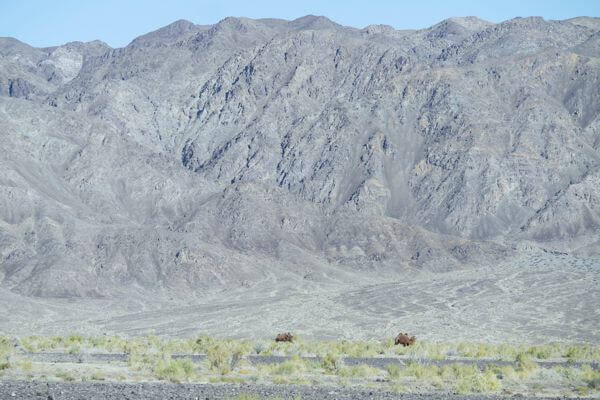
(55, 370, 75, 381)
(0, 337, 12, 358)
(455, 370, 501, 394)
(387, 364, 402, 380)
(321, 353, 340, 374)
(206, 343, 231, 375)
(128, 352, 164, 372)
(457, 342, 494, 358)
(154, 358, 197, 383)
(581, 365, 600, 390)
(402, 362, 440, 380)
(90, 372, 106, 381)
(515, 353, 538, 378)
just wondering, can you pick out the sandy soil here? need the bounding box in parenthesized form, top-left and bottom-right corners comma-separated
(0, 251, 598, 343)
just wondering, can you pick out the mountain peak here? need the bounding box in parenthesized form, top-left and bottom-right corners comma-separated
(128, 18, 205, 48)
(289, 15, 340, 30)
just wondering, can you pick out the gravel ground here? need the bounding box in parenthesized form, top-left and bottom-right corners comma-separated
(0, 380, 580, 400)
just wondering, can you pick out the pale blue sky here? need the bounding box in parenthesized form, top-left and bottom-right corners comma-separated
(1, 0, 599, 48)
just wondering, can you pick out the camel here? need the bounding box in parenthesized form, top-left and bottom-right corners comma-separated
(275, 332, 294, 342)
(395, 332, 416, 346)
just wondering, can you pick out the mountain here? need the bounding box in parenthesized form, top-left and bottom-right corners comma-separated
(0, 15, 599, 299)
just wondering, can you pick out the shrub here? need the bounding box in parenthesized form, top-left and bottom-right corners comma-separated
(90, 373, 106, 381)
(55, 370, 75, 381)
(455, 370, 501, 394)
(516, 353, 539, 378)
(402, 362, 440, 380)
(387, 364, 402, 380)
(565, 345, 595, 361)
(321, 353, 340, 374)
(128, 352, 164, 372)
(0, 337, 13, 357)
(154, 358, 197, 383)
(206, 343, 231, 375)
(457, 342, 494, 358)
(391, 383, 407, 393)
(581, 365, 600, 390)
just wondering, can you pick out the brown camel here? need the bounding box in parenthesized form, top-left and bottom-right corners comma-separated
(395, 332, 416, 346)
(275, 332, 294, 342)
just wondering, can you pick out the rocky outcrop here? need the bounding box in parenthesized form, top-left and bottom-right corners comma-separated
(0, 15, 598, 298)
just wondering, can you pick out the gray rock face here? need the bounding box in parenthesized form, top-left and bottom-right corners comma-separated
(0, 15, 598, 298)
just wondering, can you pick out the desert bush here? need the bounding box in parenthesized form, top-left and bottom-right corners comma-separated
(386, 364, 402, 380)
(576, 386, 591, 396)
(204, 340, 248, 375)
(20, 336, 61, 352)
(0, 336, 12, 374)
(128, 352, 165, 372)
(457, 342, 496, 358)
(455, 369, 501, 394)
(390, 383, 407, 393)
(524, 345, 554, 360)
(402, 362, 440, 381)
(564, 344, 600, 361)
(206, 343, 231, 375)
(253, 341, 268, 355)
(486, 364, 518, 381)
(55, 370, 75, 381)
(321, 353, 341, 374)
(259, 355, 312, 378)
(553, 365, 583, 382)
(581, 365, 600, 391)
(90, 372, 106, 381)
(154, 358, 197, 382)
(0, 337, 13, 356)
(515, 353, 539, 378)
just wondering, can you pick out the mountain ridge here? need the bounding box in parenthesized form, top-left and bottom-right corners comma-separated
(0, 15, 598, 299)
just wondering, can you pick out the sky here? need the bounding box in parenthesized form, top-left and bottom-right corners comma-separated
(1, 0, 599, 48)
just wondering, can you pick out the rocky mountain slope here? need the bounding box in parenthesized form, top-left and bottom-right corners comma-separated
(1, 15, 599, 298)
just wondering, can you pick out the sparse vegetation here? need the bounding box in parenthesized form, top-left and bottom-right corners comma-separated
(455, 369, 501, 394)
(55, 370, 75, 381)
(321, 352, 341, 374)
(90, 372, 106, 381)
(515, 352, 539, 378)
(154, 358, 197, 382)
(3, 334, 598, 397)
(337, 364, 381, 378)
(15, 334, 600, 363)
(0, 360, 9, 372)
